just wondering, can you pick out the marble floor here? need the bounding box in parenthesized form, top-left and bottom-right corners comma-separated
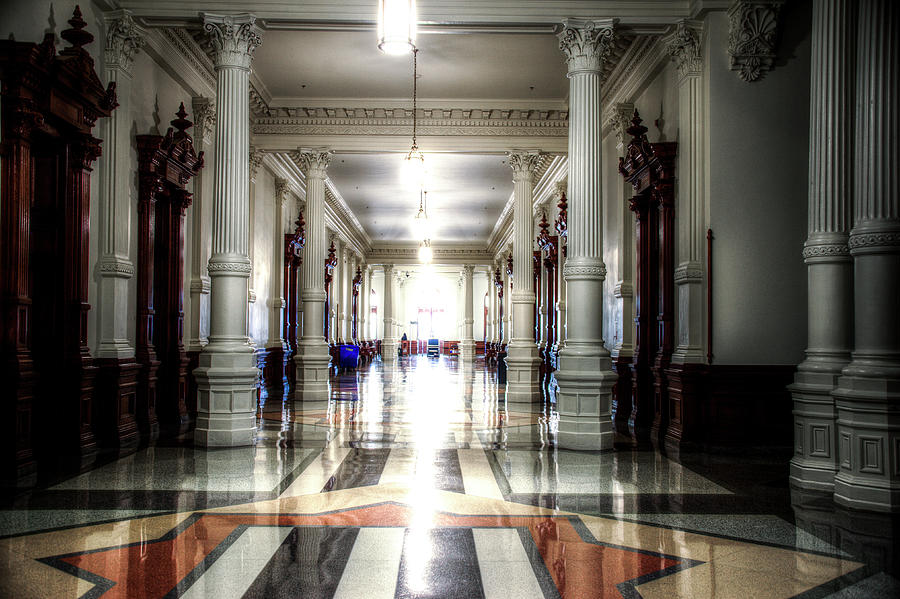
(1, 355, 898, 598)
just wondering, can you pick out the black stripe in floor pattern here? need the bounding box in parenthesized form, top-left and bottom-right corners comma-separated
(432, 449, 465, 493)
(241, 527, 360, 599)
(322, 448, 391, 491)
(395, 527, 486, 599)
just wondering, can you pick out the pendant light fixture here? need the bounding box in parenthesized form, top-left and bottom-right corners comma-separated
(377, 0, 416, 55)
(414, 190, 432, 263)
(402, 47, 426, 189)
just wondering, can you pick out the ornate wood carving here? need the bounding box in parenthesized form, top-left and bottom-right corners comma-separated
(554, 191, 568, 238)
(323, 241, 337, 340)
(352, 267, 362, 342)
(537, 212, 558, 385)
(618, 110, 677, 440)
(0, 8, 117, 483)
(493, 268, 504, 344)
(136, 103, 203, 439)
(281, 210, 305, 389)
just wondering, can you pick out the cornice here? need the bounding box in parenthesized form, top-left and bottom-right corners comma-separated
(367, 245, 493, 265)
(142, 26, 215, 98)
(252, 108, 567, 138)
(600, 34, 670, 135)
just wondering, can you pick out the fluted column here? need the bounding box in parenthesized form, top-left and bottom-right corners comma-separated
(294, 150, 332, 397)
(833, 0, 899, 512)
(382, 264, 397, 362)
(267, 178, 289, 351)
(789, 0, 855, 493)
(194, 13, 262, 447)
(506, 152, 543, 403)
(187, 97, 214, 355)
(665, 21, 707, 365)
(502, 262, 511, 344)
(555, 19, 617, 450)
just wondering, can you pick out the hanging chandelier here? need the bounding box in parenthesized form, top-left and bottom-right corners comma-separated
(418, 240, 433, 264)
(402, 47, 426, 189)
(413, 189, 432, 241)
(377, 0, 416, 55)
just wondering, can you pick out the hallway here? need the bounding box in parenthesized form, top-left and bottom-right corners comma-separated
(0, 357, 887, 598)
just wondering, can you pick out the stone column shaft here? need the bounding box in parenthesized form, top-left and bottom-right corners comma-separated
(790, 0, 855, 492)
(555, 19, 618, 449)
(833, 0, 900, 512)
(194, 13, 263, 447)
(294, 150, 332, 397)
(461, 265, 475, 360)
(507, 153, 542, 402)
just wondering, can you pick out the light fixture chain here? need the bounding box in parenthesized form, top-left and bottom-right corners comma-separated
(412, 47, 418, 147)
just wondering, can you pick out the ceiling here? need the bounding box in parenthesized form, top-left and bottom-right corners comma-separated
(253, 30, 568, 103)
(327, 153, 512, 243)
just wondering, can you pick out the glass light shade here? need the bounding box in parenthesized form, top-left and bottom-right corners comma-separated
(402, 148, 426, 189)
(418, 242, 433, 264)
(377, 0, 416, 55)
(412, 208, 432, 241)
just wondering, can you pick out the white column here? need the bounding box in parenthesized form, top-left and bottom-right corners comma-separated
(484, 271, 493, 344)
(555, 19, 618, 450)
(188, 97, 214, 354)
(267, 178, 289, 350)
(502, 260, 512, 344)
(833, 0, 899, 512)
(358, 261, 366, 342)
(194, 13, 263, 447)
(382, 264, 397, 361)
(294, 150, 332, 397)
(96, 11, 144, 359)
(665, 21, 707, 364)
(506, 151, 543, 403)
(790, 0, 855, 493)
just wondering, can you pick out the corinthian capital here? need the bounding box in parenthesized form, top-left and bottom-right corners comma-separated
(274, 177, 290, 204)
(508, 150, 543, 182)
(666, 20, 703, 79)
(200, 13, 262, 69)
(104, 10, 145, 74)
(293, 148, 332, 179)
(557, 19, 616, 74)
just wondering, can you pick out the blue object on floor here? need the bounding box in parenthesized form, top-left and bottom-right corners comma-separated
(427, 338, 440, 357)
(339, 344, 360, 369)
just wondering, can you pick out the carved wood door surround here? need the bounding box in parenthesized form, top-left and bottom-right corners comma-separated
(618, 110, 677, 440)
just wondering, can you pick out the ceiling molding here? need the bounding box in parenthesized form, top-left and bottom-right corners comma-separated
(119, 1, 696, 25)
(142, 27, 215, 98)
(367, 244, 494, 266)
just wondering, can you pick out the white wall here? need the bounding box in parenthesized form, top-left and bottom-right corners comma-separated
(705, 3, 810, 365)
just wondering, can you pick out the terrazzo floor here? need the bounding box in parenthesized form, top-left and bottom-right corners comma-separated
(1, 354, 897, 598)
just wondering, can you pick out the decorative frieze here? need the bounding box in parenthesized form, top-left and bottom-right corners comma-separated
(254, 111, 567, 138)
(727, 1, 784, 82)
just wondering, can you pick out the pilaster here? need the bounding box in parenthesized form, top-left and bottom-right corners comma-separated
(555, 19, 618, 450)
(790, 0, 855, 493)
(294, 149, 333, 398)
(193, 13, 262, 447)
(382, 264, 397, 362)
(93, 10, 145, 455)
(665, 21, 707, 366)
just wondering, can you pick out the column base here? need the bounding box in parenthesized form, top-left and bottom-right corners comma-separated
(294, 339, 332, 398)
(506, 342, 541, 406)
(833, 369, 900, 512)
(460, 339, 475, 362)
(382, 340, 398, 362)
(788, 368, 842, 492)
(193, 348, 258, 448)
(555, 348, 617, 450)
